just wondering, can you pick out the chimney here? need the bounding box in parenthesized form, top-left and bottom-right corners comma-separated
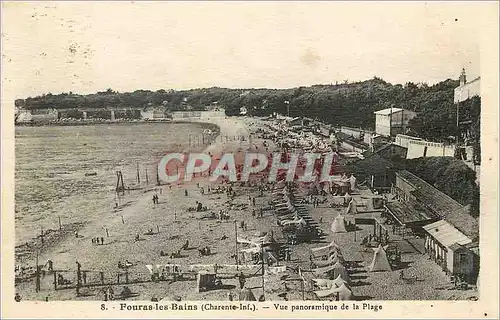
(459, 68, 467, 86)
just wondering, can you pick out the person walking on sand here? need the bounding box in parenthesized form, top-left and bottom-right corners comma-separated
(152, 195, 156, 205)
(100, 237, 104, 245)
(184, 189, 188, 197)
(47, 259, 53, 272)
(96, 237, 100, 245)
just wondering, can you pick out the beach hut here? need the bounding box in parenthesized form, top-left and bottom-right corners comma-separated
(331, 215, 347, 233)
(369, 245, 392, 272)
(239, 288, 257, 301)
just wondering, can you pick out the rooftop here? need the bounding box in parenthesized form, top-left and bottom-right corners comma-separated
(374, 108, 403, 115)
(397, 170, 464, 216)
(423, 220, 472, 247)
(397, 170, 479, 240)
(385, 200, 438, 225)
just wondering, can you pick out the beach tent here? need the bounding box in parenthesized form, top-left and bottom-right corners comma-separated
(313, 282, 353, 300)
(314, 261, 349, 281)
(282, 216, 306, 227)
(239, 288, 257, 301)
(331, 215, 347, 233)
(311, 240, 340, 254)
(344, 192, 352, 204)
(345, 198, 358, 215)
(328, 250, 345, 263)
(349, 175, 357, 191)
(330, 261, 349, 281)
(369, 245, 392, 272)
(312, 255, 341, 268)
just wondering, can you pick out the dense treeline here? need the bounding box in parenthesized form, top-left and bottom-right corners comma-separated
(16, 77, 479, 147)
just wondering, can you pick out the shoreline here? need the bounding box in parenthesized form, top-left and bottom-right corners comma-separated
(14, 118, 224, 263)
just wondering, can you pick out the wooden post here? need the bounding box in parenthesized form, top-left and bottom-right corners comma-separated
(234, 220, 239, 270)
(53, 272, 57, 290)
(76, 261, 81, 296)
(125, 270, 129, 283)
(157, 225, 160, 233)
(136, 163, 140, 184)
(145, 169, 149, 185)
(58, 217, 62, 230)
(100, 272, 104, 285)
(121, 215, 125, 224)
(261, 245, 265, 301)
(105, 228, 109, 237)
(354, 222, 357, 242)
(35, 251, 40, 293)
(301, 278, 305, 300)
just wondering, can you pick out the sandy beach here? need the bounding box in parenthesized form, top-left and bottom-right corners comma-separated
(14, 116, 478, 302)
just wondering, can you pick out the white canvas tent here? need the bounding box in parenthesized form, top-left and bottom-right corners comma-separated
(311, 240, 340, 256)
(314, 282, 353, 300)
(349, 175, 357, 191)
(331, 215, 347, 233)
(345, 198, 357, 214)
(369, 244, 392, 272)
(314, 261, 349, 281)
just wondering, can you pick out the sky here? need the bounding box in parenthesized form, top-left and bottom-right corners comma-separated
(1, 1, 493, 100)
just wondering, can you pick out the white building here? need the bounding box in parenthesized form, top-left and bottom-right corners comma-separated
(374, 108, 416, 137)
(454, 69, 480, 103)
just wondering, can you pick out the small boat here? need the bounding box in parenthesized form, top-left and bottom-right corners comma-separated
(85, 172, 97, 177)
